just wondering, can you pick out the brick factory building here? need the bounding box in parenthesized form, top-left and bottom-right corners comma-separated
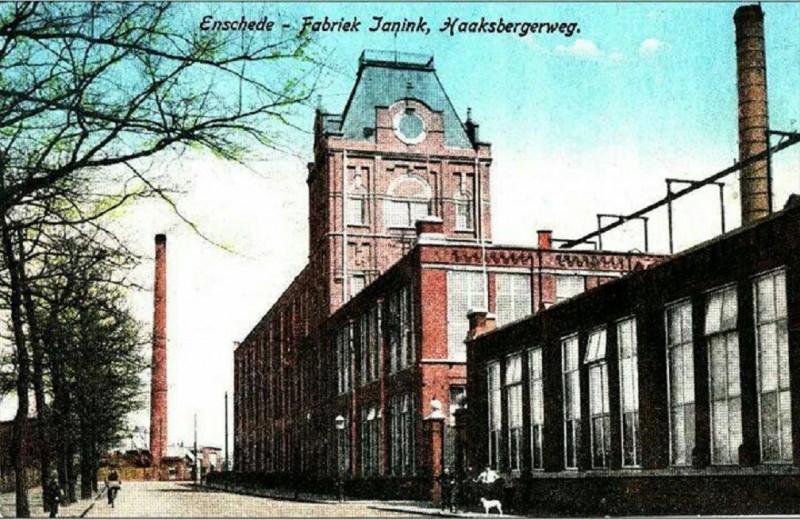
(232, 50, 660, 497)
(464, 201, 800, 516)
(463, 5, 800, 515)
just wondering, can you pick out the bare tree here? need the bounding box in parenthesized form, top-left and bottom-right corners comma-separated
(0, 3, 319, 515)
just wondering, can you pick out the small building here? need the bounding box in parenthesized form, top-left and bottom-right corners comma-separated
(465, 202, 800, 515)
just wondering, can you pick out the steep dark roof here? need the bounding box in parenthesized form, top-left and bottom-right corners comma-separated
(323, 51, 473, 149)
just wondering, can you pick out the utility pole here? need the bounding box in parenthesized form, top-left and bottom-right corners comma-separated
(194, 413, 199, 484)
(224, 392, 229, 472)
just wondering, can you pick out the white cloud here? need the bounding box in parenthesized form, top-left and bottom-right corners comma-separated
(640, 38, 667, 56)
(555, 39, 602, 60)
(555, 39, 625, 64)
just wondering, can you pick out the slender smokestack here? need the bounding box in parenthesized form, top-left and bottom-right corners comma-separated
(735, 5, 771, 225)
(150, 234, 168, 468)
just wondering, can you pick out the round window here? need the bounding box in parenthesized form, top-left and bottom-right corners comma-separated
(394, 110, 426, 144)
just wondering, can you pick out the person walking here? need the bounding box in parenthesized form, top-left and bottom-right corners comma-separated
(105, 468, 122, 508)
(44, 473, 62, 518)
(474, 465, 501, 501)
(440, 468, 457, 512)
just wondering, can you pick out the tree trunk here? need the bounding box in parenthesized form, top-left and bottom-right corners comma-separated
(17, 230, 52, 511)
(80, 440, 92, 499)
(1, 210, 32, 518)
(66, 439, 77, 504)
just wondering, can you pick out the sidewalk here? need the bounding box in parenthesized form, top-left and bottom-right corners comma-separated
(204, 482, 521, 518)
(0, 487, 101, 518)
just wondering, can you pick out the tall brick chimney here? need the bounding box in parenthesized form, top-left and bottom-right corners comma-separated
(150, 234, 168, 468)
(734, 5, 771, 225)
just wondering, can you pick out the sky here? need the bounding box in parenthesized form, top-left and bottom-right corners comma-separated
(2, 2, 799, 454)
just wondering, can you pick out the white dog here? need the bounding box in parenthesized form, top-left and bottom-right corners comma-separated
(480, 497, 503, 515)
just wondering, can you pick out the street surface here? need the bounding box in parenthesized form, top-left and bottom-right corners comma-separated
(85, 481, 423, 517)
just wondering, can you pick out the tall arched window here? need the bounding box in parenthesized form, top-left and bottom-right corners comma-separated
(385, 174, 431, 229)
(455, 173, 474, 230)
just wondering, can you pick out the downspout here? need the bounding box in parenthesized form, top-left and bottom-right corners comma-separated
(476, 157, 488, 304)
(343, 151, 349, 304)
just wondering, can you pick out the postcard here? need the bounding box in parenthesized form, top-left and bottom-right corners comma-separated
(1, 2, 798, 518)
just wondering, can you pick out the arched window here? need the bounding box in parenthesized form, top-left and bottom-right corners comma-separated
(455, 173, 474, 230)
(385, 174, 431, 229)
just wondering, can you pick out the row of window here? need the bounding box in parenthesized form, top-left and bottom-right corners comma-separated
(448, 272, 586, 361)
(336, 394, 416, 479)
(347, 197, 475, 230)
(344, 171, 475, 230)
(337, 285, 417, 395)
(486, 268, 793, 472)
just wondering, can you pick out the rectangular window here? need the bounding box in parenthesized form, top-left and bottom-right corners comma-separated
(505, 354, 523, 472)
(754, 269, 792, 463)
(705, 285, 741, 465)
(346, 195, 367, 225)
(562, 335, 581, 469)
(496, 273, 532, 327)
(337, 326, 352, 394)
(447, 271, 487, 361)
(487, 361, 502, 471)
(389, 395, 414, 476)
(617, 318, 641, 467)
(585, 328, 610, 468)
(387, 285, 416, 374)
(370, 306, 380, 383)
(456, 198, 474, 230)
(556, 275, 585, 303)
(350, 274, 366, 299)
(666, 300, 695, 466)
(386, 200, 429, 228)
(358, 313, 369, 386)
(356, 306, 380, 386)
(528, 347, 544, 470)
(360, 406, 380, 477)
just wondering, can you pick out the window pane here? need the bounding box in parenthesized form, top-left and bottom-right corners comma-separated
(671, 408, 686, 465)
(761, 391, 780, 461)
(760, 322, 778, 392)
(563, 336, 579, 371)
(727, 336, 740, 397)
(710, 337, 727, 400)
(409, 201, 429, 225)
(778, 325, 790, 389)
(756, 275, 776, 323)
(729, 397, 742, 463)
(712, 399, 730, 463)
(556, 276, 584, 303)
(775, 272, 787, 317)
(448, 271, 486, 361)
(721, 287, 738, 331)
(505, 355, 522, 384)
(496, 274, 531, 326)
(532, 380, 544, 425)
(779, 391, 793, 461)
(683, 344, 695, 403)
(705, 292, 723, 335)
(681, 304, 693, 341)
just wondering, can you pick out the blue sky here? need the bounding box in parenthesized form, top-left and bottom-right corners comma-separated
(248, 2, 800, 174)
